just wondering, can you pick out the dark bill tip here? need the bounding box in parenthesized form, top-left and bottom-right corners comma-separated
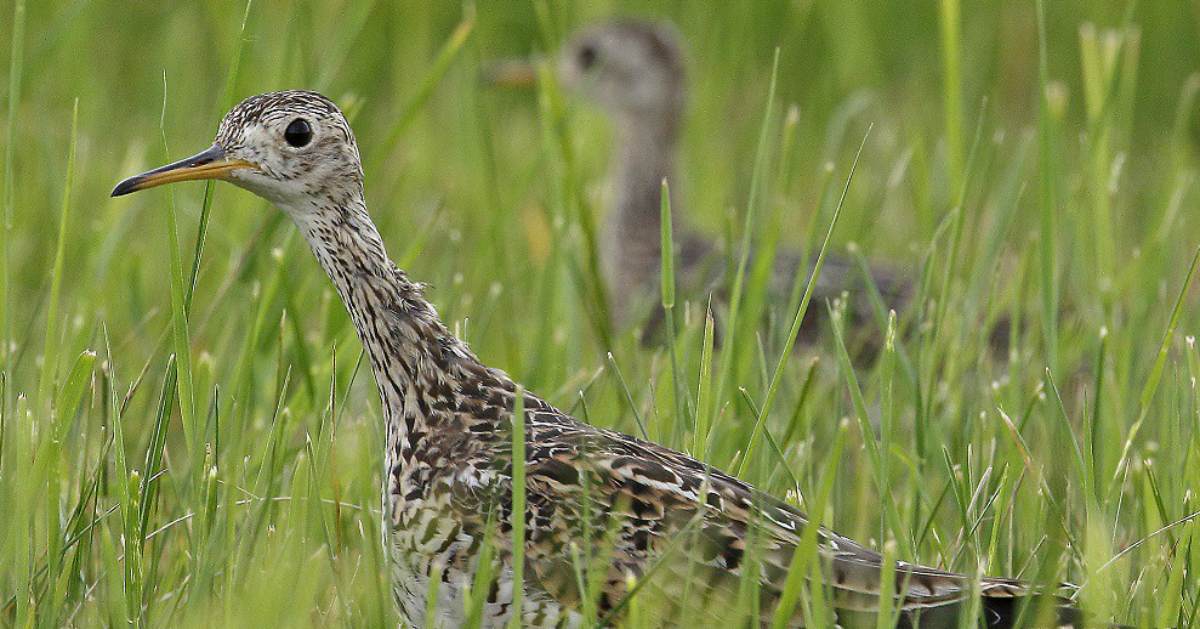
(110, 176, 142, 197)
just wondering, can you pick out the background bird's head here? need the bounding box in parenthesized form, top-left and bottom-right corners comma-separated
(558, 20, 686, 119)
(113, 90, 363, 216)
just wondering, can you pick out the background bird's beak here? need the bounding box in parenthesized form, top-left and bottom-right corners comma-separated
(481, 57, 541, 88)
(111, 145, 258, 197)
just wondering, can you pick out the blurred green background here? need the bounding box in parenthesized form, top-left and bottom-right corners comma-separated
(1, 1, 1199, 626)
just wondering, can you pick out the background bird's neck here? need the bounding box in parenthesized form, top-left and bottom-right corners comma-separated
(612, 110, 681, 229)
(606, 110, 683, 306)
(292, 195, 474, 454)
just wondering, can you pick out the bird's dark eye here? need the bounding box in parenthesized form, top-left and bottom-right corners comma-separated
(284, 118, 313, 148)
(578, 44, 598, 70)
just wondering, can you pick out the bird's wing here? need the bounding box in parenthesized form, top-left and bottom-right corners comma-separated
(441, 394, 1077, 626)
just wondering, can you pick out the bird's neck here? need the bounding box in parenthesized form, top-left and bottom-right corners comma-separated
(612, 111, 680, 232)
(606, 110, 683, 300)
(290, 194, 489, 457)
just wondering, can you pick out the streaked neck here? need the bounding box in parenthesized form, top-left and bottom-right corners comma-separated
(290, 194, 466, 447)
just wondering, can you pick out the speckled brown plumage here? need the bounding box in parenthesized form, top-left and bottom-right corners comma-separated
(113, 90, 1089, 628)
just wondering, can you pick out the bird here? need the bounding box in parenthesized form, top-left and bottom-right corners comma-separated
(113, 90, 1090, 627)
(551, 20, 911, 338)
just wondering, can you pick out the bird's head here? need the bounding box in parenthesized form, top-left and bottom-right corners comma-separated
(558, 20, 686, 118)
(112, 90, 363, 215)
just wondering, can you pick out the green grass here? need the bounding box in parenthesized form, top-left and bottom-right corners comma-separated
(2, 1, 1200, 626)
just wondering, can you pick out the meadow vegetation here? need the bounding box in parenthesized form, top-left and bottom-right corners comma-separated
(1, 1, 1199, 626)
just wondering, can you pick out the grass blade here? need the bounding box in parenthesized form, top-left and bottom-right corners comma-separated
(0, 0, 26, 416)
(37, 99, 79, 408)
(739, 126, 872, 476)
(508, 387, 526, 627)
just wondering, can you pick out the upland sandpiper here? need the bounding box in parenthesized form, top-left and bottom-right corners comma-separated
(555, 20, 910, 334)
(114, 90, 1086, 627)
